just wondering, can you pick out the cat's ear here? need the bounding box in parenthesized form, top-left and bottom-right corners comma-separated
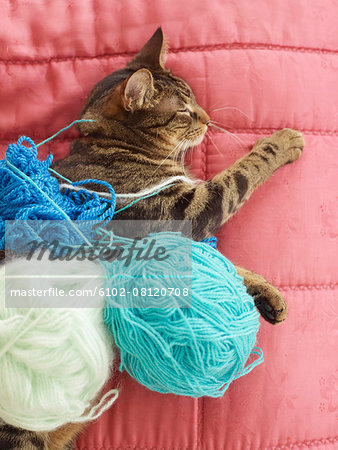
(121, 68, 155, 111)
(127, 27, 168, 70)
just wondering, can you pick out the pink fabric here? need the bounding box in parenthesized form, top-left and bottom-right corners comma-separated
(0, 1, 337, 448)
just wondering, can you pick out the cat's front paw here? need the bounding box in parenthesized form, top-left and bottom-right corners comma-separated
(265, 128, 305, 165)
(249, 283, 288, 324)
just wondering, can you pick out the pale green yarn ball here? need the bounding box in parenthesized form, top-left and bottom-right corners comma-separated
(0, 258, 116, 432)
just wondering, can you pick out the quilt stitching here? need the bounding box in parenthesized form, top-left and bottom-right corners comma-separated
(279, 283, 338, 291)
(265, 435, 338, 449)
(1, 42, 337, 66)
(77, 434, 338, 449)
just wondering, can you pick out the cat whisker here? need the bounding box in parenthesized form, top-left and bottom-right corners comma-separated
(172, 148, 179, 170)
(152, 140, 185, 176)
(209, 122, 245, 149)
(210, 106, 252, 121)
(208, 119, 229, 129)
(210, 120, 236, 132)
(180, 140, 191, 176)
(173, 140, 183, 162)
(183, 145, 194, 165)
(206, 132, 223, 157)
(174, 144, 182, 165)
(171, 138, 186, 173)
(181, 139, 191, 171)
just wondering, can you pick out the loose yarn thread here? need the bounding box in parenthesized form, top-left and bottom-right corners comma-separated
(59, 175, 197, 201)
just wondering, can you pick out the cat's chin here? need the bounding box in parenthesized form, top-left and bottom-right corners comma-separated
(189, 133, 206, 148)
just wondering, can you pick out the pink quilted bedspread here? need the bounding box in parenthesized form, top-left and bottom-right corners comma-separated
(0, 1, 337, 449)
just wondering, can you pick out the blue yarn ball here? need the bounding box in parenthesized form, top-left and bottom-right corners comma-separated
(104, 233, 263, 398)
(0, 136, 116, 250)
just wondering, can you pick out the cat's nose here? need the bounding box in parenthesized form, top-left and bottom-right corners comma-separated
(197, 108, 210, 125)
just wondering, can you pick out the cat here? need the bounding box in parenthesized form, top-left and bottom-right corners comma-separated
(0, 27, 304, 449)
(53, 27, 304, 326)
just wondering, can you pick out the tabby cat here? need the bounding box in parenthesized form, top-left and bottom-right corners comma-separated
(0, 28, 304, 449)
(54, 27, 304, 325)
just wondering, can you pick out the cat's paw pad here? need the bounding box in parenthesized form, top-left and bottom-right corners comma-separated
(250, 285, 288, 324)
(267, 128, 305, 164)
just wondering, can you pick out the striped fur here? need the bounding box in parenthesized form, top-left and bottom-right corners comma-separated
(0, 420, 85, 450)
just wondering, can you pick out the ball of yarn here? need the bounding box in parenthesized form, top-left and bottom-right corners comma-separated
(0, 135, 116, 250)
(0, 257, 117, 431)
(104, 233, 263, 398)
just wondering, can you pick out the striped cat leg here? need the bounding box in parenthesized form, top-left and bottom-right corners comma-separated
(235, 266, 288, 324)
(209, 128, 305, 227)
(175, 128, 304, 239)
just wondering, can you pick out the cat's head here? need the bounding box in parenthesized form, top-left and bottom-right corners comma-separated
(79, 28, 209, 152)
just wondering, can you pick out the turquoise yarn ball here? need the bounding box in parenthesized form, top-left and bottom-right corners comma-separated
(104, 233, 263, 398)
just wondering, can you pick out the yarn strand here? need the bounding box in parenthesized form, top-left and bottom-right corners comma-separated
(36, 119, 95, 148)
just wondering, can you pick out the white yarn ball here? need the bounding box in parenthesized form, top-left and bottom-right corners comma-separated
(0, 257, 117, 431)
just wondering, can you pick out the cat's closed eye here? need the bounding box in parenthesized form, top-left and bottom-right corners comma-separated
(177, 107, 196, 119)
(177, 107, 189, 113)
